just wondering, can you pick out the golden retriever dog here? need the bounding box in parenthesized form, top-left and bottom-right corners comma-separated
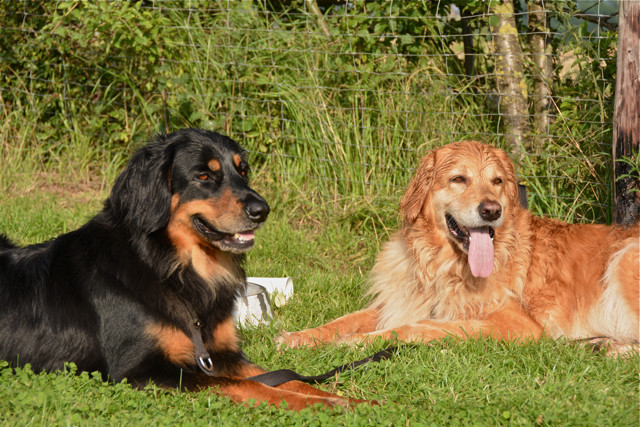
(278, 141, 639, 353)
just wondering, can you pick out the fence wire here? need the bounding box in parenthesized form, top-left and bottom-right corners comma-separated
(0, 1, 619, 222)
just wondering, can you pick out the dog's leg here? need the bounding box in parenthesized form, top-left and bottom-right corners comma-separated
(333, 321, 485, 345)
(274, 380, 372, 405)
(276, 308, 380, 348)
(335, 305, 543, 345)
(235, 361, 371, 405)
(203, 377, 351, 410)
(180, 372, 368, 410)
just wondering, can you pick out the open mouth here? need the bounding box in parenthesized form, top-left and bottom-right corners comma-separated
(192, 215, 256, 253)
(445, 214, 495, 278)
(445, 214, 495, 250)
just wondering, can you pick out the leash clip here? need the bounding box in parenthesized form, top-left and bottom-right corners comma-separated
(190, 319, 216, 376)
(197, 354, 215, 374)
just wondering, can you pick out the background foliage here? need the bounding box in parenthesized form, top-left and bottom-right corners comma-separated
(0, 2, 636, 424)
(0, 0, 619, 221)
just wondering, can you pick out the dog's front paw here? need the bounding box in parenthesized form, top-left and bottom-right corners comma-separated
(275, 331, 314, 348)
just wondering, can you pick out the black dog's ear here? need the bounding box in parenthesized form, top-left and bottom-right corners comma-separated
(108, 136, 175, 234)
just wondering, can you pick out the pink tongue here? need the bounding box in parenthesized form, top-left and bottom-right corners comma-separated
(468, 228, 494, 278)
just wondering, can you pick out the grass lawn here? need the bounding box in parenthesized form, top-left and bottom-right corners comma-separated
(0, 182, 638, 426)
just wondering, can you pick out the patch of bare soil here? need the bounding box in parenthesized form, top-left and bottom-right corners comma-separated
(11, 172, 108, 205)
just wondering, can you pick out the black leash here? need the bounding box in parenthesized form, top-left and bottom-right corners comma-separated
(190, 321, 218, 376)
(241, 334, 623, 385)
(188, 315, 398, 385)
(245, 346, 398, 387)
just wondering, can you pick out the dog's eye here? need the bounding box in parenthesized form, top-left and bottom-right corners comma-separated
(493, 177, 503, 185)
(195, 173, 211, 181)
(451, 176, 466, 183)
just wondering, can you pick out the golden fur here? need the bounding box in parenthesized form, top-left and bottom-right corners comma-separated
(278, 141, 639, 353)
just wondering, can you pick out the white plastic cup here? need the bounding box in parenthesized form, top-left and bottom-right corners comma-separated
(246, 277, 294, 307)
(233, 282, 273, 326)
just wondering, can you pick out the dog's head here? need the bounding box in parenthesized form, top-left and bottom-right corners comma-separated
(109, 129, 269, 262)
(401, 141, 519, 278)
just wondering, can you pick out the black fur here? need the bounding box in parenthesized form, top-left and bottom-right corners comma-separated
(0, 128, 270, 387)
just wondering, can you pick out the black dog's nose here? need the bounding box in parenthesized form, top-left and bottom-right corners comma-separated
(245, 198, 270, 222)
(478, 200, 502, 222)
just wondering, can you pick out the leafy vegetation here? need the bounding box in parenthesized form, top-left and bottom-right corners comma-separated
(0, 3, 633, 423)
(1, 0, 619, 221)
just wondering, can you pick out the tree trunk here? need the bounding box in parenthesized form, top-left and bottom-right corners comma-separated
(527, 0, 552, 153)
(490, 0, 530, 158)
(612, 1, 640, 225)
(461, 8, 475, 77)
(305, 0, 331, 37)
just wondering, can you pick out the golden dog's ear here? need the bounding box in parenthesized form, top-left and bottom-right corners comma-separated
(496, 149, 520, 208)
(401, 152, 435, 223)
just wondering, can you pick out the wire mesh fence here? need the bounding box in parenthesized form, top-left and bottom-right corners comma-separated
(0, 1, 619, 222)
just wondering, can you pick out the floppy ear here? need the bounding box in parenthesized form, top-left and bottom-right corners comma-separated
(497, 150, 520, 209)
(400, 151, 435, 223)
(109, 136, 176, 234)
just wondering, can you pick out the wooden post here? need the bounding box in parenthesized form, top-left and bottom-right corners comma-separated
(490, 0, 530, 158)
(461, 8, 475, 77)
(305, 0, 331, 37)
(612, 1, 640, 225)
(527, 0, 552, 153)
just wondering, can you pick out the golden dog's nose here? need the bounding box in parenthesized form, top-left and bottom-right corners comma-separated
(478, 200, 502, 222)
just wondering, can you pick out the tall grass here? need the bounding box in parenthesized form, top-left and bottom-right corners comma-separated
(0, 1, 617, 222)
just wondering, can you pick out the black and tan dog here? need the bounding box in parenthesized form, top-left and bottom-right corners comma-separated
(0, 128, 363, 410)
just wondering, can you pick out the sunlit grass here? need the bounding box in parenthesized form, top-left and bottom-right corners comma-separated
(0, 186, 638, 425)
